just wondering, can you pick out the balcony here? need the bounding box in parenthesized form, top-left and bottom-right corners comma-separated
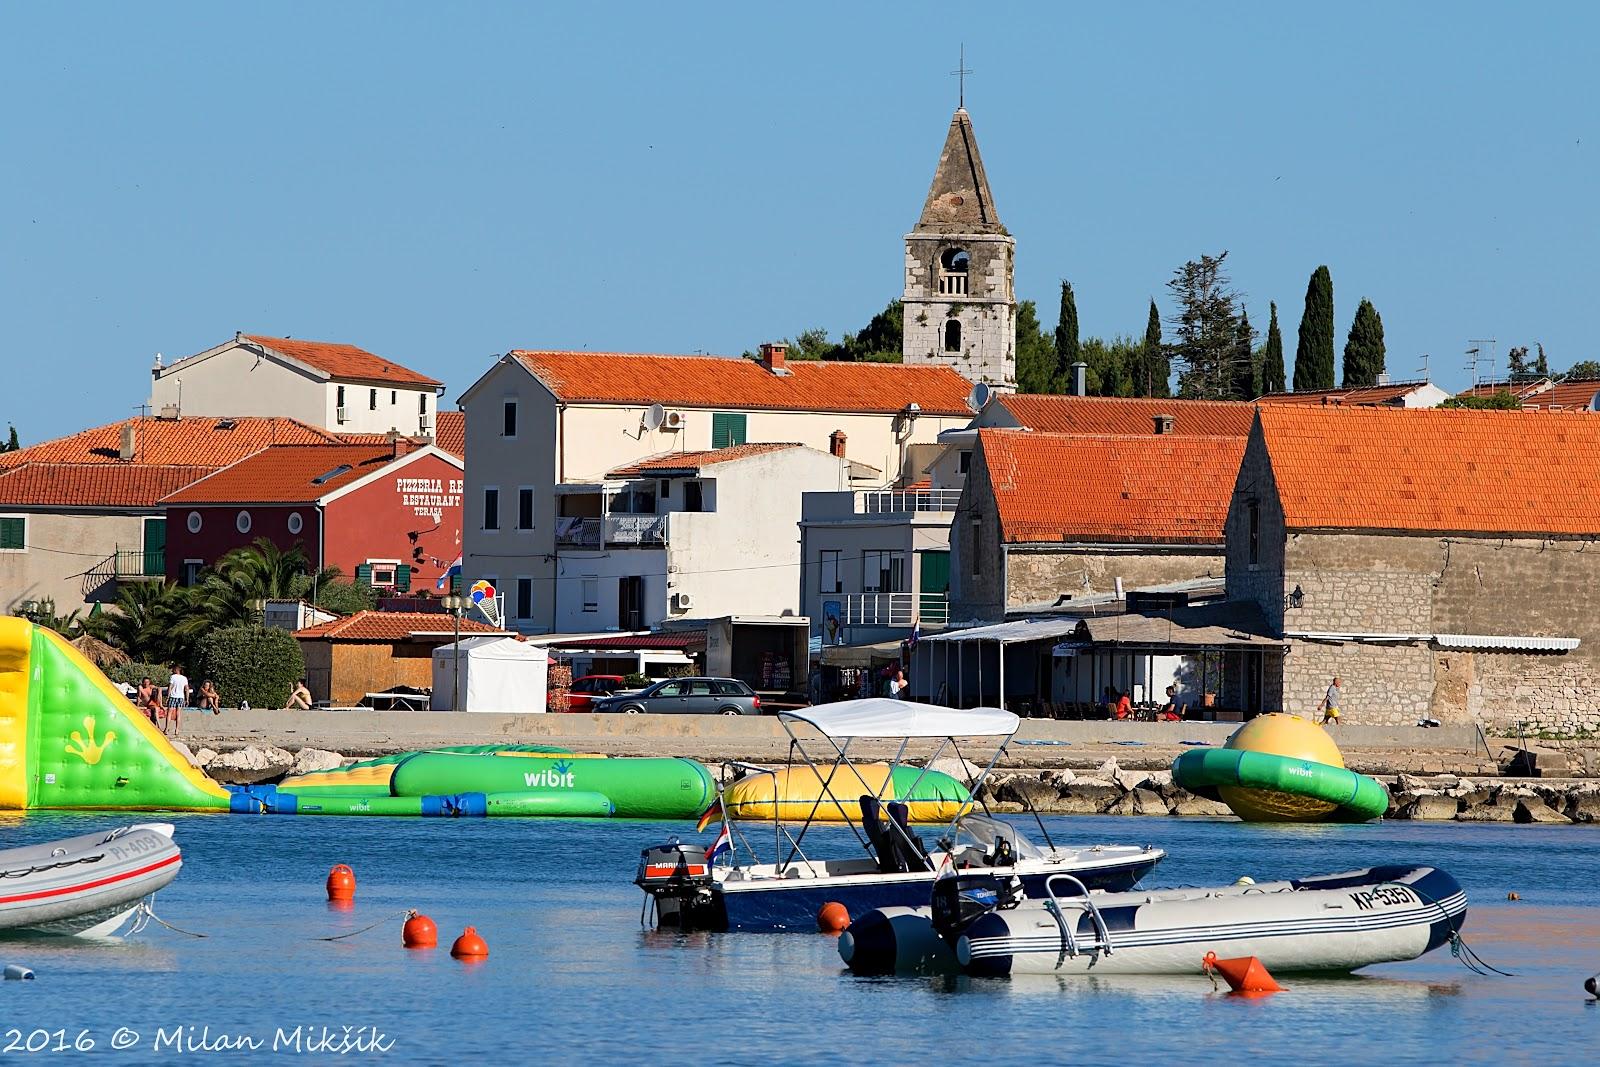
(81, 546, 165, 600)
(555, 516, 667, 548)
(856, 488, 962, 514)
(845, 592, 949, 628)
(937, 272, 969, 296)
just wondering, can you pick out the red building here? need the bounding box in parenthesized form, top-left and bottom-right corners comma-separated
(161, 440, 463, 593)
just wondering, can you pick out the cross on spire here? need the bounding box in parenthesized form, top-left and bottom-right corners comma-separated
(950, 44, 972, 109)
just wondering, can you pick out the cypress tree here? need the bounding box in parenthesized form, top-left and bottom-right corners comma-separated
(1260, 301, 1286, 393)
(1141, 299, 1168, 397)
(1293, 265, 1335, 390)
(1534, 343, 1550, 376)
(1053, 280, 1080, 393)
(0, 425, 17, 453)
(1013, 300, 1056, 394)
(1229, 308, 1257, 400)
(1341, 298, 1386, 387)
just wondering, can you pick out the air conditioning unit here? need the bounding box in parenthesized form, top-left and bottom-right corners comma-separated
(336, 406, 349, 425)
(671, 591, 694, 612)
(662, 410, 685, 432)
(418, 414, 431, 433)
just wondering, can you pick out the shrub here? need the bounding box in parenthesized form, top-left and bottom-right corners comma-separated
(665, 664, 697, 679)
(193, 624, 304, 709)
(104, 661, 171, 687)
(622, 672, 651, 689)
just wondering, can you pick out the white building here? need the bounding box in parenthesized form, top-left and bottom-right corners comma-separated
(150, 333, 443, 435)
(456, 343, 976, 633)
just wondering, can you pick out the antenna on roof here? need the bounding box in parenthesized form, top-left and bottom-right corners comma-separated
(1418, 353, 1430, 382)
(965, 382, 991, 413)
(1467, 338, 1496, 388)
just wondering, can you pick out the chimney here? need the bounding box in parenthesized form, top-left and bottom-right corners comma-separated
(1153, 413, 1175, 435)
(388, 430, 414, 459)
(1071, 361, 1087, 397)
(759, 341, 789, 375)
(829, 430, 847, 458)
(118, 423, 136, 462)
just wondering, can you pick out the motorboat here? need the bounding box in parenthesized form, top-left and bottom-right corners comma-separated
(840, 863, 1467, 977)
(636, 699, 1164, 931)
(0, 824, 182, 937)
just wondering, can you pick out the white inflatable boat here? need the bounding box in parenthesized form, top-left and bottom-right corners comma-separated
(841, 865, 1467, 977)
(0, 824, 182, 936)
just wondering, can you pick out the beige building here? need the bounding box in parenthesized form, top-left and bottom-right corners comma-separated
(455, 344, 976, 633)
(150, 333, 443, 436)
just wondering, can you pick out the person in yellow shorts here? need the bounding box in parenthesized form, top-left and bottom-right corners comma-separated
(1319, 676, 1342, 726)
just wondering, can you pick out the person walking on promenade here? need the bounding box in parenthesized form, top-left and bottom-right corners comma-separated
(164, 665, 190, 736)
(1319, 676, 1342, 726)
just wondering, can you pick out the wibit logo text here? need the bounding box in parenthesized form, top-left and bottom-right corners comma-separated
(524, 761, 576, 788)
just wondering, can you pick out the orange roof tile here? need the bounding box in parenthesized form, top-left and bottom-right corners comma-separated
(242, 335, 441, 388)
(0, 463, 214, 508)
(1256, 381, 1432, 406)
(606, 443, 805, 478)
(1521, 379, 1600, 412)
(162, 444, 416, 505)
(294, 610, 507, 641)
(0, 416, 345, 472)
(434, 410, 465, 459)
(1256, 406, 1600, 535)
(994, 395, 1255, 437)
(511, 351, 974, 415)
(978, 430, 1246, 544)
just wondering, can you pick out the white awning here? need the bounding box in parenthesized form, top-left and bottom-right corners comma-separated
(780, 698, 1019, 739)
(1433, 633, 1580, 652)
(917, 616, 1084, 646)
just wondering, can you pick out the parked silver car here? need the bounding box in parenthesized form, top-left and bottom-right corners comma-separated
(593, 677, 762, 716)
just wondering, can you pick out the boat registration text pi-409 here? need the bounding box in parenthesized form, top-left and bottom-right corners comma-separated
(1349, 886, 1416, 910)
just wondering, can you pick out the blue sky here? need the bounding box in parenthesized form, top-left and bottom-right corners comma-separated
(3, 3, 1596, 441)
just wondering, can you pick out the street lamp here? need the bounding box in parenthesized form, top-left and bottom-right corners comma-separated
(441, 594, 466, 711)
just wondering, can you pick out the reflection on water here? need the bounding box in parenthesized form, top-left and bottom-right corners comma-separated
(0, 812, 1594, 1065)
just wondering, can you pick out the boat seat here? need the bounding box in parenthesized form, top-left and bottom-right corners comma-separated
(858, 796, 902, 874)
(886, 801, 932, 872)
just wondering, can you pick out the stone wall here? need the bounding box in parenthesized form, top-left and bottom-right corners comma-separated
(902, 233, 1015, 388)
(1223, 426, 1287, 633)
(1003, 546, 1222, 612)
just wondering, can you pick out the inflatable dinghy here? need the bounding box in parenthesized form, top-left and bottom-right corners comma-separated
(0, 824, 181, 936)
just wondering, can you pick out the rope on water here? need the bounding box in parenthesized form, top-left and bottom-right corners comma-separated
(135, 898, 207, 938)
(1376, 879, 1514, 978)
(313, 910, 411, 942)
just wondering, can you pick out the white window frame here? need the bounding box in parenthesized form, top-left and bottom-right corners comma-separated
(862, 549, 906, 594)
(581, 576, 599, 613)
(183, 559, 204, 586)
(0, 514, 27, 553)
(482, 485, 500, 531)
(366, 558, 401, 590)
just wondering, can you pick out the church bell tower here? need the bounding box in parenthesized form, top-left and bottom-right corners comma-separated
(900, 106, 1016, 390)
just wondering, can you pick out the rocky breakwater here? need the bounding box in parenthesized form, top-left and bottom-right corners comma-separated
(979, 759, 1235, 819)
(1387, 773, 1600, 824)
(171, 742, 348, 785)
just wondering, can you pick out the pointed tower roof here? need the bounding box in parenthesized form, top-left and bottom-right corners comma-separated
(915, 107, 1004, 234)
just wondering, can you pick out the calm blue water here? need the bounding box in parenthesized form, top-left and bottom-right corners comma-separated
(1, 811, 1596, 1065)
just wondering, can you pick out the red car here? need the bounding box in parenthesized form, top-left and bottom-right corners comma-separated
(555, 674, 628, 712)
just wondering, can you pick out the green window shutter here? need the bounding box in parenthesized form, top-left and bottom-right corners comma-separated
(355, 563, 373, 585)
(451, 573, 462, 594)
(395, 565, 411, 592)
(711, 412, 747, 449)
(0, 517, 23, 550)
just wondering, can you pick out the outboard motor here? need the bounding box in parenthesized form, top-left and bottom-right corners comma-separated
(635, 838, 718, 928)
(930, 872, 1021, 946)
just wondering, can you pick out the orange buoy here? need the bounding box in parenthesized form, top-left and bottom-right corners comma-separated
(402, 910, 438, 949)
(450, 926, 489, 959)
(817, 902, 850, 933)
(326, 864, 356, 902)
(1203, 952, 1283, 994)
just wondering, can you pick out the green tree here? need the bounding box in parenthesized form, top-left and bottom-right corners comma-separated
(1228, 308, 1257, 400)
(1535, 343, 1551, 376)
(106, 581, 194, 664)
(784, 328, 833, 361)
(1565, 359, 1600, 379)
(1507, 345, 1530, 379)
(1442, 390, 1521, 410)
(307, 578, 374, 616)
(1136, 299, 1168, 397)
(1293, 265, 1336, 390)
(1052, 280, 1081, 392)
(1341, 298, 1386, 387)
(1260, 301, 1286, 394)
(1014, 299, 1056, 394)
(832, 300, 904, 362)
(1166, 252, 1245, 400)
(193, 624, 305, 709)
(0, 425, 18, 453)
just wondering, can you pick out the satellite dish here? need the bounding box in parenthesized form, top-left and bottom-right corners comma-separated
(965, 382, 992, 412)
(642, 403, 666, 432)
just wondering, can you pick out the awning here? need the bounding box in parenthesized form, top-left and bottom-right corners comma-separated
(820, 640, 905, 668)
(1290, 630, 1580, 653)
(780, 698, 1018, 739)
(1074, 601, 1281, 650)
(547, 630, 706, 652)
(918, 615, 1085, 646)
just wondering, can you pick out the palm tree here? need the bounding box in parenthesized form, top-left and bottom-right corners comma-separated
(106, 581, 191, 663)
(186, 539, 343, 628)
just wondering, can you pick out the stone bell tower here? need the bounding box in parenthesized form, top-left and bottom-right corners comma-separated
(900, 106, 1016, 390)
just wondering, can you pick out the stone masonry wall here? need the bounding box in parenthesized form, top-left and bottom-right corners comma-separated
(902, 233, 1015, 388)
(1004, 547, 1223, 612)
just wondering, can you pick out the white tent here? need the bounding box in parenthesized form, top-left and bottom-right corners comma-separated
(430, 636, 548, 713)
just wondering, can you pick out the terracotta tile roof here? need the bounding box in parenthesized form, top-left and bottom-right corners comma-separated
(994, 395, 1255, 437)
(1256, 405, 1600, 535)
(434, 410, 465, 459)
(0, 415, 344, 472)
(241, 335, 441, 388)
(510, 351, 975, 415)
(0, 463, 214, 508)
(978, 430, 1246, 544)
(1521, 379, 1600, 411)
(162, 444, 407, 505)
(1256, 381, 1432, 407)
(294, 610, 507, 641)
(1455, 378, 1550, 401)
(548, 630, 707, 651)
(606, 443, 805, 478)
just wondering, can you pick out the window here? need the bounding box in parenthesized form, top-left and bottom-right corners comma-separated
(337, 385, 346, 409)
(503, 399, 518, 438)
(683, 480, 704, 513)
(235, 510, 252, 534)
(287, 512, 303, 535)
(971, 519, 982, 578)
(714, 680, 751, 696)
(655, 681, 684, 697)
(0, 516, 25, 552)
(609, 482, 657, 514)
(483, 487, 500, 530)
(419, 394, 428, 415)
(862, 550, 906, 593)
(819, 549, 841, 593)
(390, 390, 397, 405)
(517, 488, 534, 530)
(362, 561, 400, 589)
(938, 248, 970, 295)
(581, 577, 599, 612)
(943, 319, 962, 353)
(711, 412, 747, 449)
(516, 577, 533, 620)
(1248, 501, 1261, 567)
(659, 479, 671, 500)
(687, 680, 714, 696)
(958, 450, 971, 474)
(141, 516, 166, 576)
(183, 559, 203, 586)
(186, 510, 203, 533)
(369, 388, 378, 411)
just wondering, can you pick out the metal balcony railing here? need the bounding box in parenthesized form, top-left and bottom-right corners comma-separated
(856, 489, 962, 514)
(845, 592, 949, 627)
(555, 516, 667, 548)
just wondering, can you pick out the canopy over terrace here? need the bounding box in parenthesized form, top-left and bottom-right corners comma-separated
(914, 601, 1283, 715)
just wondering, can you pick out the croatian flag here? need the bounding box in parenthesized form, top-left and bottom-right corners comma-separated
(695, 799, 724, 833)
(706, 822, 732, 865)
(907, 621, 922, 654)
(435, 556, 463, 590)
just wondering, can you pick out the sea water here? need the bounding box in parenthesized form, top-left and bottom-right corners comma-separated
(0, 812, 1595, 1065)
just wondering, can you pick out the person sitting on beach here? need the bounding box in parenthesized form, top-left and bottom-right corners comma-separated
(197, 679, 221, 714)
(136, 676, 156, 714)
(286, 679, 313, 710)
(1114, 689, 1132, 721)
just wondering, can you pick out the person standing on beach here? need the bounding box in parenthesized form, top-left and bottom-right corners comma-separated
(1319, 676, 1342, 726)
(137, 676, 161, 726)
(164, 665, 190, 735)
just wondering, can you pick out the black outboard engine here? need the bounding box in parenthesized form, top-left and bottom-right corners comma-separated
(930, 872, 1022, 947)
(635, 838, 720, 928)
